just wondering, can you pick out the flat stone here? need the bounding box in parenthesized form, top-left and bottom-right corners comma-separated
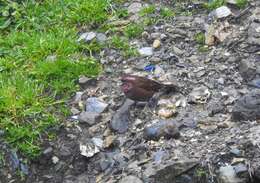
(233, 163, 248, 175)
(143, 159, 198, 183)
(78, 111, 101, 125)
(119, 175, 143, 183)
(138, 47, 153, 56)
(85, 97, 108, 114)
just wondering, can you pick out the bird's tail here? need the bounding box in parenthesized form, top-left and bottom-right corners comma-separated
(162, 84, 187, 95)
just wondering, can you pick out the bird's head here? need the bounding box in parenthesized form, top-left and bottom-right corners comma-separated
(121, 82, 132, 94)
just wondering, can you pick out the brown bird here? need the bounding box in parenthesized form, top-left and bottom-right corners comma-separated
(121, 74, 180, 103)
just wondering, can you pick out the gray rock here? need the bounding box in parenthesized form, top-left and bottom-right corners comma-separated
(138, 47, 153, 56)
(128, 2, 142, 14)
(232, 90, 260, 121)
(78, 111, 101, 125)
(85, 97, 108, 114)
(110, 99, 134, 133)
(78, 32, 96, 42)
(248, 78, 260, 88)
(119, 175, 143, 183)
(143, 159, 198, 183)
(233, 163, 248, 175)
(96, 33, 107, 43)
(143, 120, 180, 141)
(238, 60, 256, 82)
(230, 148, 242, 157)
(219, 165, 243, 183)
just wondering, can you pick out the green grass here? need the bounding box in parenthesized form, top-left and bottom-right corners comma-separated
(203, 0, 226, 10)
(194, 32, 205, 45)
(123, 23, 144, 39)
(0, 0, 109, 158)
(110, 35, 139, 57)
(139, 5, 156, 16)
(160, 7, 175, 18)
(235, 0, 248, 8)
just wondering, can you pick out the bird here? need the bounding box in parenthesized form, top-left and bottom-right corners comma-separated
(120, 74, 180, 103)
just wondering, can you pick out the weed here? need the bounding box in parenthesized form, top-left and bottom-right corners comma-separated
(124, 23, 144, 39)
(139, 5, 156, 16)
(110, 35, 138, 57)
(160, 7, 175, 18)
(235, 0, 248, 8)
(194, 32, 205, 45)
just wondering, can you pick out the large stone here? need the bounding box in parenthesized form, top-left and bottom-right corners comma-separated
(78, 111, 101, 125)
(218, 165, 243, 183)
(232, 90, 260, 121)
(143, 120, 180, 141)
(143, 159, 198, 183)
(110, 99, 135, 133)
(213, 6, 232, 19)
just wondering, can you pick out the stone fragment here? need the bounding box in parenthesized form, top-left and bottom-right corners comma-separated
(78, 32, 96, 42)
(110, 99, 135, 133)
(233, 163, 248, 175)
(158, 108, 176, 118)
(78, 111, 101, 125)
(143, 120, 180, 141)
(85, 97, 108, 114)
(232, 90, 260, 121)
(143, 159, 198, 183)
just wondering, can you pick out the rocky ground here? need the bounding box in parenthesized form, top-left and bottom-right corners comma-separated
(1, 0, 260, 183)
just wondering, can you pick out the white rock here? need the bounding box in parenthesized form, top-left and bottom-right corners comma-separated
(52, 156, 59, 164)
(219, 165, 242, 183)
(214, 6, 232, 19)
(78, 32, 96, 42)
(138, 47, 153, 56)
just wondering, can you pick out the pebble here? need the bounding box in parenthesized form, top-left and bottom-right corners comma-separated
(152, 39, 161, 48)
(96, 33, 107, 43)
(52, 156, 59, 164)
